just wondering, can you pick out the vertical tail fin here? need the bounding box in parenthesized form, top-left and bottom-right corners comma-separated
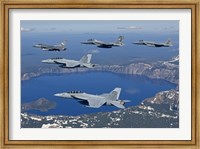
(109, 88, 121, 100)
(115, 36, 124, 44)
(80, 54, 92, 63)
(60, 40, 67, 48)
(165, 39, 172, 45)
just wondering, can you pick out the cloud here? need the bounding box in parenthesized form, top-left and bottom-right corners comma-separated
(85, 49, 100, 54)
(51, 27, 56, 31)
(117, 26, 142, 30)
(125, 88, 140, 95)
(163, 26, 175, 30)
(21, 27, 35, 32)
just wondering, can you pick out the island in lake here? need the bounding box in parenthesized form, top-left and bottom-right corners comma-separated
(22, 98, 56, 112)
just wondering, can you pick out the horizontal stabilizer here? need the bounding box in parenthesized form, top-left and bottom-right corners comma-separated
(123, 100, 131, 103)
(110, 100, 125, 109)
(82, 63, 95, 68)
(86, 105, 101, 108)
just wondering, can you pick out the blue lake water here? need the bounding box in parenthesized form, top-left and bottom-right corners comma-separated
(21, 72, 176, 116)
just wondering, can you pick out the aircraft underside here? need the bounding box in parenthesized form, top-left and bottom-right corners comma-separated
(59, 64, 80, 68)
(97, 45, 113, 48)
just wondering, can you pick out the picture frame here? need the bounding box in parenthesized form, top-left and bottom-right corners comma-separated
(0, 0, 199, 148)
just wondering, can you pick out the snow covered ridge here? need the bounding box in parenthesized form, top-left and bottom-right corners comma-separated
(170, 55, 179, 62)
(144, 90, 179, 105)
(21, 89, 179, 128)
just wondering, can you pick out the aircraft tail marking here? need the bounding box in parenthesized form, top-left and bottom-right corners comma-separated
(80, 54, 92, 64)
(109, 88, 121, 100)
(165, 39, 172, 45)
(115, 36, 124, 44)
(60, 40, 67, 48)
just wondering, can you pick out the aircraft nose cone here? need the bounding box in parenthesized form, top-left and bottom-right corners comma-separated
(54, 93, 72, 98)
(33, 45, 40, 47)
(41, 60, 48, 63)
(54, 93, 62, 97)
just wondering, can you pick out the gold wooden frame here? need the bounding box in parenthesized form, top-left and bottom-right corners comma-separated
(0, 0, 199, 148)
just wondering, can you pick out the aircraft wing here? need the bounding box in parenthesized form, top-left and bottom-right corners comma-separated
(145, 42, 163, 47)
(154, 44, 163, 47)
(54, 45, 64, 50)
(71, 94, 106, 108)
(96, 43, 113, 46)
(86, 98, 106, 108)
(146, 43, 156, 47)
(63, 61, 80, 68)
(44, 45, 55, 50)
(39, 45, 52, 50)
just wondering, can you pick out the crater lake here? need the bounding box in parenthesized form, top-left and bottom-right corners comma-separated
(21, 71, 176, 116)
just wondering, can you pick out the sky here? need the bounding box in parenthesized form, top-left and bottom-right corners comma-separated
(21, 20, 179, 34)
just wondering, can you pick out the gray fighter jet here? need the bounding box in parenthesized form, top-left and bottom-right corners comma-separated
(81, 36, 124, 48)
(133, 39, 173, 47)
(33, 40, 67, 51)
(42, 54, 95, 68)
(54, 88, 130, 108)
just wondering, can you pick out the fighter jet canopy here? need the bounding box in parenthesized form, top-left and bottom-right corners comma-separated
(87, 39, 94, 41)
(67, 91, 82, 93)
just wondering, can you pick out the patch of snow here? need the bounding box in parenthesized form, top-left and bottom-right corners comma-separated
(46, 116, 53, 121)
(69, 119, 77, 123)
(169, 105, 173, 111)
(65, 126, 72, 128)
(80, 122, 88, 128)
(30, 116, 42, 121)
(42, 123, 61, 128)
(160, 114, 177, 119)
(168, 93, 175, 99)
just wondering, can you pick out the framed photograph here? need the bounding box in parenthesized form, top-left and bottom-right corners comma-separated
(1, 0, 199, 148)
